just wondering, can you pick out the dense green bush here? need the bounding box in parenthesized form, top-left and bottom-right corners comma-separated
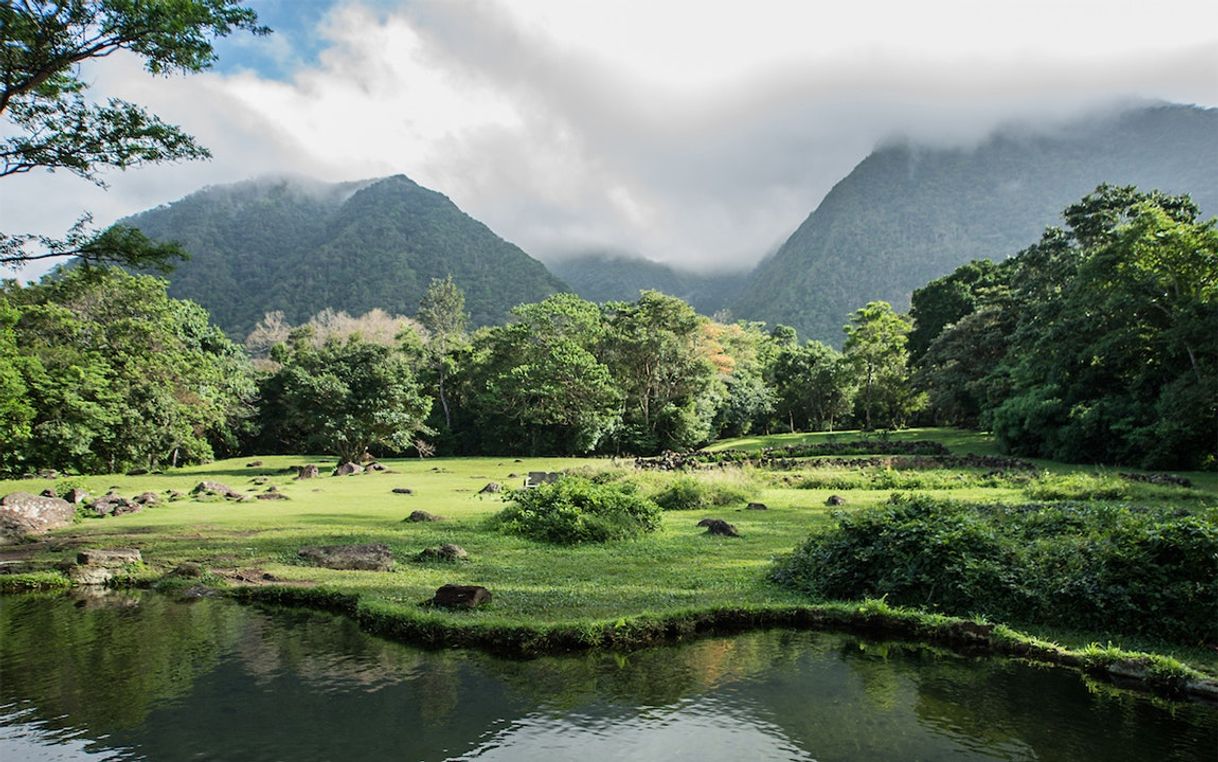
(771, 494, 1218, 643)
(652, 475, 752, 510)
(495, 477, 663, 544)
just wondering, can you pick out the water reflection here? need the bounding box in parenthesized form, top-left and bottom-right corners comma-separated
(1, 593, 1214, 761)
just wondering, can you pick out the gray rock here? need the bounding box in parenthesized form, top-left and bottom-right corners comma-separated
(191, 481, 242, 499)
(255, 492, 290, 501)
(133, 491, 160, 505)
(826, 494, 847, 506)
(697, 518, 740, 537)
(416, 544, 469, 562)
(40, 488, 58, 498)
(405, 510, 443, 522)
(78, 548, 142, 566)
(392, 487, 414, 495)
(333, 461, 364, 476)
(0, 492, 76, 542)
(431, 584, 491, 609)
(366, 462, 388, 472)
(478, 482, 503, 494)
(246, 460, 264, 467)
(64, 488, 91, 504)
(296, 464, 320, 480)
(69, 565, 115, 586)
(89, 494, 141, 517)
(298, 543, 394, 571)
(746, 502, 768, 510)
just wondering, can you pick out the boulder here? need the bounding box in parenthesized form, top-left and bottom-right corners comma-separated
(405, 510, 443, 522)
(746, 502, 768, 511)
(297, 543, 394, 571)
(478, 482, 503, 494)
(431, 584, 491, 609)
(296, 464, 320, 480)
(133, 491, 160, 505)
(333, 461, 364, 476)
(256, 492, 290, 501)
(392, 487, 414, 495)
(172, 562, 206, 578)
(77, 548, 142, 567)
(166, 489, 185, 500)
(89, 494, 141, 517)
(366, 462, 388, 472)
(0, 492, 76, 542)
(245, 460, 263, 467)
(69, 565, 115, 586)
(40, 488, 58, 498)
(251, 476, 269, 485)
(697, 518, 740, 537)
(416, 544, 469, 563)
(62, 488, 91, 504)
(826, 494, 847, 506)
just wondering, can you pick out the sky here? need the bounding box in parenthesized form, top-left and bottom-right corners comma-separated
(4, 0, 1218, 280)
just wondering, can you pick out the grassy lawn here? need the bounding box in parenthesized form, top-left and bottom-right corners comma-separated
(3, 428, 1216, 671)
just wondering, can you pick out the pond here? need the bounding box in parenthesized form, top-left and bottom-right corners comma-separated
(1, 592, 1215, 761)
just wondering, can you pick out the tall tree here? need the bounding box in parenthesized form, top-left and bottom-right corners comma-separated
(417, 276, 469, 430)
(0, 0, 266, 269)
(843, 301, 923, 429)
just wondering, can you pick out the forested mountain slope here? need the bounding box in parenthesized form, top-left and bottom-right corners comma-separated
(733, 104, 1218, 343)
(124, 175, 568, 337)
(548, 252, 746, 315)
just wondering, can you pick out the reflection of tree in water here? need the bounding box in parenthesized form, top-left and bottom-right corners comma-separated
(0, 592, 244, 732)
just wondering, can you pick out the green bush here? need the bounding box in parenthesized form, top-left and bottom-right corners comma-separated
(771, 494, 1218, 643)
(652, 475, 751, 511)
(496, 477, 662, 544)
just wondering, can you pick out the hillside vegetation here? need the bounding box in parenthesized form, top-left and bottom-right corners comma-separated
(734, 105, 1218, 343)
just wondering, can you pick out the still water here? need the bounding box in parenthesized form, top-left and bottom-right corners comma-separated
(1, 592, 1215, 761)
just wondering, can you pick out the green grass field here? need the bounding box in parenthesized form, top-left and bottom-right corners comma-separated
(3, 428, 1216, 671)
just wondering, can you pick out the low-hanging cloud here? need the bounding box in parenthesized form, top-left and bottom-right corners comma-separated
(4, 0, 1217, 281)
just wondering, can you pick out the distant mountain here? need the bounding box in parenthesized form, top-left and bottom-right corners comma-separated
(733, 104, 1218, 344)
(547, 252, 746, 315)
(124, 175, 568, 338)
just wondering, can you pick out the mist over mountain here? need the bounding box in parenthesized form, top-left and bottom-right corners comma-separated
(546, 252, 747, 314)
(124, 175, 568, 338)
(732, 104, 1218, 343)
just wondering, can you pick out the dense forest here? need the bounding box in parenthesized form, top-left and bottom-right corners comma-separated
(734, 104, 1218, 343)
(2, 186, 1214, 474)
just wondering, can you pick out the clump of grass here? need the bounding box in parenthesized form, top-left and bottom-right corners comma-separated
(651, 473, 753, 510)
(493, 476, 662, 544)
(0, 571, 71, 592)
(1025, 472, 1208, 502)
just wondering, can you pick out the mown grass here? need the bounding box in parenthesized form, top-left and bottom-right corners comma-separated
(2, 428, 1216, 674)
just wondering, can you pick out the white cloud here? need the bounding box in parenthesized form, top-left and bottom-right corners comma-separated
(4, 0, 1217, 280)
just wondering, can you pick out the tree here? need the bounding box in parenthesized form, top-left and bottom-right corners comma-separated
(843, 301, 924, 429)
(772, 340, 855, 432)
(417, 276, 468, 430)
(3, 267, 256, 473)
(908, 259, 1004, 362)
(263, 335, 431, 464)
(0, 0, 266, 269)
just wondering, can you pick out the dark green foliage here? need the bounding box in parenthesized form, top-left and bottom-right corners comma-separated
(772, 494, 1218, 643)
(843, 302, 924, 429)
(2, 267, 256, 474)
(908, 259, 1005, 361)
(651, 476, 751, 511)
(122, 175, 569, 337)
(549, 251, 745, 315)
(495, 477, 662, 544)
(734, 105, 1218, 344)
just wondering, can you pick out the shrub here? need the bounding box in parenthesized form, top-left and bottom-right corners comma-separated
(652, 475, 752, 511)
(771, 494, 1218, 643)
(495, 477, 662, 544)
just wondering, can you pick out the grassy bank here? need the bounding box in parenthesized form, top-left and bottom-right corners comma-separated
(2, 428, 1215, 678)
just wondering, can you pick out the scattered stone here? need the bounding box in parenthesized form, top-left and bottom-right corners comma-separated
(87, 494, 141, 518)
(40, 488, 58, 498)
(246, 460, 264, 468)
(69, 566, 115, 586)
(826, 494, 847, 506)
(416, 544, 469, 563)
(431, 584, 491, 609)
(525, 472, 562, 488)
(35, 469, 60, 480)
(265, 485, 278, 492)
(697, 518, 740, 537)
(133, 491, 160, 505)
(126, 467, 150, 476)
(392, 487, 414, 495)
(513, 459, 523, 463)
(77, 548, 142, 566)
(172, 562, 206, 578)
(478, 482, 503, 494)
(191, 481, 243, 499)
(333, 461, 364, 476)
(64, 488, 91, 504)
(251, 476, 269, 485)
(166, 490, 185, 501)
(256, 492, 290, 501)
(1119, 472, 1193, 489)
(366, 462, 388, 472)
(507, 473, 519, 479)
(296, 464, 320, 480)
(297, 543, 394, 571)
(405, 510, 443, 522)
(746, 502, 768, 511)
(0, 492, 75, 542)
